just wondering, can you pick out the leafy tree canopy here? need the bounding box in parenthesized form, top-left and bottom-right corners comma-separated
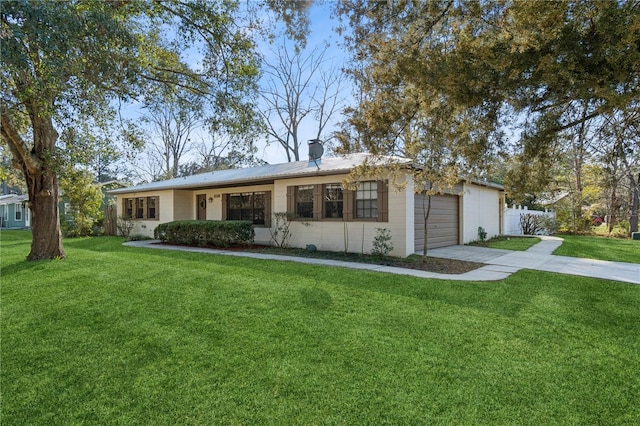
(335, 0, 640, 191)
(0, 0, 288, 260)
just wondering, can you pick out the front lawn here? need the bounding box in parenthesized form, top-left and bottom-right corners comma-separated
(2, 231, 639, 424)
(468, 235, 541, 251)
(555, 234, 640, 264)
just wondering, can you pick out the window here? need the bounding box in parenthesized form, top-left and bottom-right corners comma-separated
(122, 197, 159, 220)
(356, 181, 378, 219)
(324, 184, 344, 219)
(295, 185, 314, 218)
(287, 181, 388, 222)
(124, 199, 133, 218)
(136, 198, 145, 219)
(227, 192, 266, 225)
(3, 206, 8, 224)
(15, 203, 22, 221)
(148, 197, 157, 219)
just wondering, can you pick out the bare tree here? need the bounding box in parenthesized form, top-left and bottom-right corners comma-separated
(259, 41, 346, 162)
(142, 94, 202, 179)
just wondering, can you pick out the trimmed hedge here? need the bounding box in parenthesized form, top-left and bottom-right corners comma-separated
(154, 220, 255, 248)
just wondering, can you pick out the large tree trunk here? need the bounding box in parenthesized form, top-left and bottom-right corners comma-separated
(26, 169, 65, 260)
(2, 110, 66, 260)
(26, 116, 65, 260)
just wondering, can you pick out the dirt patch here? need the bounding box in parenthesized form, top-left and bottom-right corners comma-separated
(155, 242, 484, 275)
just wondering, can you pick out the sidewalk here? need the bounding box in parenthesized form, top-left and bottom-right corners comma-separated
(125, 236, 640, 284)
(427, 236, 640, 285)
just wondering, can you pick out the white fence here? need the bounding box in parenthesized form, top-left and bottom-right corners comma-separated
(504, 205, 554, 235)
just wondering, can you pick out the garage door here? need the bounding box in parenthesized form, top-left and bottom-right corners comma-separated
(414, 193, 459, 252)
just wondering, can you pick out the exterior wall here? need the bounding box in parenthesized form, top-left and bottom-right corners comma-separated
(197, 184, 275, 245)
(271, 173, 412, 257)
(173, 190, 194, 221)
(113, 172, 463, 258)
(461, 183, 503, 243)
(116, 189, 175, 238)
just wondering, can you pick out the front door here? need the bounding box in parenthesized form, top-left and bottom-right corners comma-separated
(197, 194, 207, 220)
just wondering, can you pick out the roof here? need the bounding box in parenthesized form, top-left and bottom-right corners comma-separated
(0, 194, 28, 205)
(109, 152, 504, 195)
(109, 153, 409, 195)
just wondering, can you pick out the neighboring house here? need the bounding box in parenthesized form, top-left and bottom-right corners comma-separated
(0, 194, 30, 229)
(109, 153, 505, 257)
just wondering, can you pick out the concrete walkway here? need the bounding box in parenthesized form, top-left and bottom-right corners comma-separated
(125, 236, 639, 284)
(428, 236, 639, 285)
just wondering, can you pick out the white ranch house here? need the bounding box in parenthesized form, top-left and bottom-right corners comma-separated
(110, 153, 505, 257)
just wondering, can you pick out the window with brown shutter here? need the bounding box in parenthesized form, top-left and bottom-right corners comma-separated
(122, 197, 159, 221)
(285, 181, 388, 222)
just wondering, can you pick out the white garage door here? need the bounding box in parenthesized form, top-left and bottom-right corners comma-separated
(414, 193, 459, 252)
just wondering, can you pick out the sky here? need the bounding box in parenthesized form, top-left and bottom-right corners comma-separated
(257, 2, 348, 164)
(124, 1, 350, 179)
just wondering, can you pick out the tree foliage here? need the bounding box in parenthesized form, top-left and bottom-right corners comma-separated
(59, 167, 103, 237)
(334, 0, 640, 234)
(0, 0, 273, 260)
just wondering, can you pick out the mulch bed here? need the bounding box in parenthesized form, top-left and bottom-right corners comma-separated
(156, 242, 484, 275)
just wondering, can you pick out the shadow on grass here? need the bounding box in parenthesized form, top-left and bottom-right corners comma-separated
(129, 246, 539, 319)
(0, 258, 53, 278)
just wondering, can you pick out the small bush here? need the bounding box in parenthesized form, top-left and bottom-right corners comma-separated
(154, 220, 254, 247)
(117, 215, 135, 238)
(478, 226, 487, 243)
(371, 228, 394, 258)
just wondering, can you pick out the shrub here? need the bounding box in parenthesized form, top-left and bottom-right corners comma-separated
(154, 220, 254, 247)
(116, 215, 135, 238)
(520, 213, 545, 235)
(269, 212, 310, 248)
(371, 227, 394, 258)
(478, 226, 487, 243)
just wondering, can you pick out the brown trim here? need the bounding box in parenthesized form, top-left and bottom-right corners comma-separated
(286, 186, 295, 216)
(285, 181, 389, 223)
(221, 194, 228, 220)
(377, 179, 388, 222)
(313, 184, 323, 221)
(343, 188, 354, 221)
(122, 196, 159, 221)
(264, 191, 272, 228)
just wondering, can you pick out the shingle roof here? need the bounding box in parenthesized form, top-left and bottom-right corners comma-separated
(110, 153, 407, 195)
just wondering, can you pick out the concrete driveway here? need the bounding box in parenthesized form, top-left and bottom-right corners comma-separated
(427, 236, 640, 285)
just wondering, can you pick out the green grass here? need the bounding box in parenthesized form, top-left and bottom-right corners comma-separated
(468, 235, 541, 251)
(2, 230, 640, 424)
(555, 234, 640, 264)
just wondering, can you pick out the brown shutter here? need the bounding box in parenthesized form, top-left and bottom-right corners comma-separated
(286, 186, 295, 215)
(313, 184, 323, 221)
(221, 194, 228, 220)
(264, 191, 272, 227)
(343, 188, 354, 221)
(377, 180, 388, 222)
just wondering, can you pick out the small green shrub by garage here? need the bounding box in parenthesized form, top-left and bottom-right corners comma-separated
(154, 220, 254, 247)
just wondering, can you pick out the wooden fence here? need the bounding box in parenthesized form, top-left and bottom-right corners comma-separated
(104, 204, 118, 236)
